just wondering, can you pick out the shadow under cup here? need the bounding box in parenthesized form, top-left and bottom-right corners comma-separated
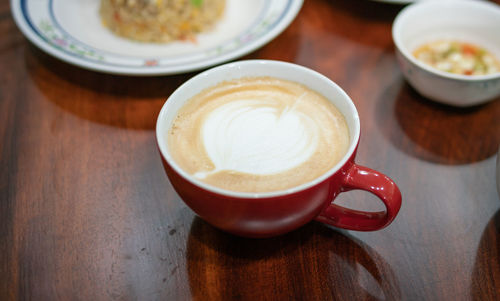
(156, 60, 402, 238)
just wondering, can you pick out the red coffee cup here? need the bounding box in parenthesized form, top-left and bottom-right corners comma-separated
(156, 60, 402, 238)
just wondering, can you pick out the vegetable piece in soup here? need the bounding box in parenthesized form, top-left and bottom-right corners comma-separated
(413, 40, 500, 76)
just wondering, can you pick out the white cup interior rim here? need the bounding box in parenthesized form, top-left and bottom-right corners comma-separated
(156, 60, 361, 199)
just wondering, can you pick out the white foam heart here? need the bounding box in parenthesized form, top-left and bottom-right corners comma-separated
(195, 99, 318, 177)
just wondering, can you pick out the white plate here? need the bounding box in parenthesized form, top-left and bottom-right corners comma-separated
(370, 0, 415, 3)
(11, 0, 303, 75)
(371, 0, 462, 4)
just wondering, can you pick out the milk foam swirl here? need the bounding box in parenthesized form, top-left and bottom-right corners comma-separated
(195, 98, 318, 178)
(167, 77, 350, 193)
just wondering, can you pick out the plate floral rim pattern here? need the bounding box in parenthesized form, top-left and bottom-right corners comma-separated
(11, 0, 303, 75)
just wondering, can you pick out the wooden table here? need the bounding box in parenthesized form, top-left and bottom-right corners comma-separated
(2, 0, 500, 300)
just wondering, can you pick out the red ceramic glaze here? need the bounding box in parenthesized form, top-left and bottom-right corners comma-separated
(156, 60, 402, 238)
(159, 143, 402, 238)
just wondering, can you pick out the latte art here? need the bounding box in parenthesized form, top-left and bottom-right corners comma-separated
(198, 97, 318, 178)
(168, 77, 350, 192)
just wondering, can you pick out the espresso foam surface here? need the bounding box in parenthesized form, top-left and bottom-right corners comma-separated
(198, 97, 318, 177)
(168, 77, 350, 193)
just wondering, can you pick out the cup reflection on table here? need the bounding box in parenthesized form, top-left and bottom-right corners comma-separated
(186, 218, 402, 300)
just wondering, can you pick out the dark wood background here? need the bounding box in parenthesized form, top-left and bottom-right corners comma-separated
(1, 0, 499, 300)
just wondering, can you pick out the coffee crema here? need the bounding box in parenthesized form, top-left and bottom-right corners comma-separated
(167, 77, 350, 193)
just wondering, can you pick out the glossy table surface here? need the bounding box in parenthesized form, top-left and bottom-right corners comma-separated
(1, 0, 500, 300)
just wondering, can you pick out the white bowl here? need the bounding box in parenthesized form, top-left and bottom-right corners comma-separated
(392, 0, 500, 107)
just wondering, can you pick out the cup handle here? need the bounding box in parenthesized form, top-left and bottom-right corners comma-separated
(315, 163, 402, 231)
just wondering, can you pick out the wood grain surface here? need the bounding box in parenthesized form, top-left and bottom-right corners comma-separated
(1, 0, 500, 300)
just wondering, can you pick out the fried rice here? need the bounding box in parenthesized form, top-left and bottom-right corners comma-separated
(100, 0, 225, 43)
